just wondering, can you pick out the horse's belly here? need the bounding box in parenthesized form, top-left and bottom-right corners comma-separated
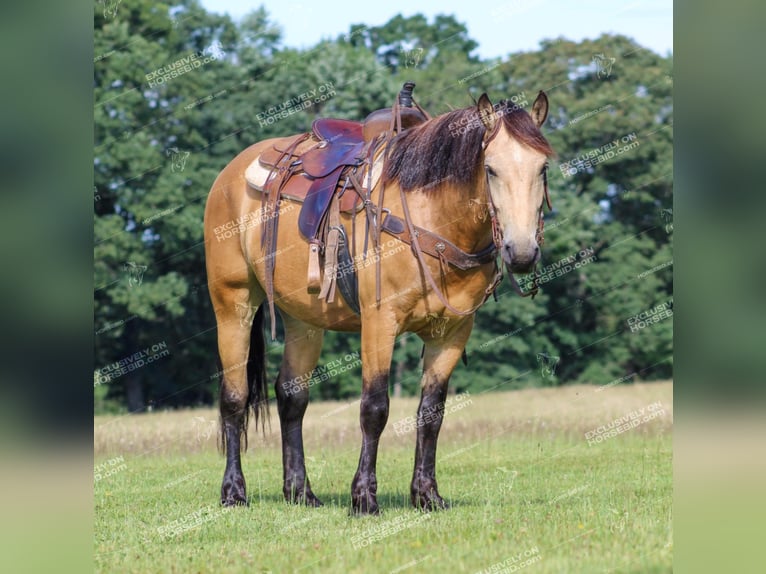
(244, 197, 363, 332)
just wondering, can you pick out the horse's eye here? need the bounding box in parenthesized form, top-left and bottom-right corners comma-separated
(485, 165, 497, 178)
(541, 162, 549, 175)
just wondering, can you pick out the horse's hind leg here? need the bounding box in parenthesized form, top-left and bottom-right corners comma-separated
(211, 281, 266, 506)
(275, 314, 325, 506)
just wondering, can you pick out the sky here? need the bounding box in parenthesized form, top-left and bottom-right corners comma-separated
(199, 0, 673, 59)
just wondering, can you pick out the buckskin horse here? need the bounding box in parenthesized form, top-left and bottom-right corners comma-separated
(204, 85, 554, 514)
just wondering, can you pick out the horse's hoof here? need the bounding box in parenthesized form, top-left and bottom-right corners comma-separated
(285, 487, 324, 508)
(351, 494, 380, 516)
(221, 476, 247, 506)
(303, 492, 324, 507)
(411, 490, 449, 511)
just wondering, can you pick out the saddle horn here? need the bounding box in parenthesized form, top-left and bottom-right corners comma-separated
(398, 81, 416, 108)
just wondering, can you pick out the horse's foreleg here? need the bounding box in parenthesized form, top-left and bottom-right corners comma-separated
(275, 316, 325, 507)
(351, 319, 397, 515)
(411, 317, 474, 511)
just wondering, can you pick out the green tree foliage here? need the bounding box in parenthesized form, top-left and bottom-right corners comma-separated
(94, 3, 672, 413)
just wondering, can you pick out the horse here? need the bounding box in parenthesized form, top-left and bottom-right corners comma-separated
(203, 90, 555, 514)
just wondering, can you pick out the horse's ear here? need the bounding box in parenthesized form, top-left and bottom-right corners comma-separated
(477, 93, 496, 132)
(531, 91, 549, 127)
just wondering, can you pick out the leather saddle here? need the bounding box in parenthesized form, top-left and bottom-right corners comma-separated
(255, 104, 428, 241)
(256, 120, 368, 241)
(250, 81, 429, 313)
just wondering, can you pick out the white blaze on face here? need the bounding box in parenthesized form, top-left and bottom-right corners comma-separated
(484, 130, 547, 268)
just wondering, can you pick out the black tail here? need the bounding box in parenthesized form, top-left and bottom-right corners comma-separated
(246, 306, 270, 440)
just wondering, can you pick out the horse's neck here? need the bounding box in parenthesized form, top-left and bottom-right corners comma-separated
(417, 179, 494, 253)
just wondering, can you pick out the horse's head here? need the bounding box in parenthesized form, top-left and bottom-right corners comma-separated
(477, 91, 553, 274)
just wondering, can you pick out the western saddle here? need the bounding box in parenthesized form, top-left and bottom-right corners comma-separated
(251, 82, 430, 333)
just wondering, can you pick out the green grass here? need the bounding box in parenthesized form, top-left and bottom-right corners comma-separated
(95, 382, 672, 573)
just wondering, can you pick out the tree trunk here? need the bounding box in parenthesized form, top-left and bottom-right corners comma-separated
(122, 319, 145, 412)
(124, 372, 145, 413)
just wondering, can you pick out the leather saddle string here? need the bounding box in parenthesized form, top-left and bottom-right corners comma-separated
(263, 133, 309, 339)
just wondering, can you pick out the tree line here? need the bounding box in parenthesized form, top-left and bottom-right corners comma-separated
(94, 1, 673, 413)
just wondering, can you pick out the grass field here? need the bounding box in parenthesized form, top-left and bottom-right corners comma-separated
(94, 381, 672, 573)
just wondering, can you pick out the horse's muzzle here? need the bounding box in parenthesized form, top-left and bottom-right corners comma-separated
(502, 242, 540, 274)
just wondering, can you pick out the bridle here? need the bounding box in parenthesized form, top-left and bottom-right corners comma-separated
(482, 117, 552, 300)
(396, 112, 552, 318)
